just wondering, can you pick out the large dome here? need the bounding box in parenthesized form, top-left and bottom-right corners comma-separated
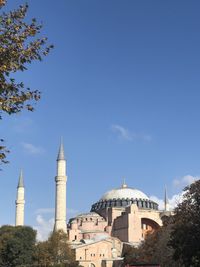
(91, 182, 158, 212)
(101, 187, 149, 201)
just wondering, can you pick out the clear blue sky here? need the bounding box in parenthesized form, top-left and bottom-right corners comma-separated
(1, 0, 200, 234)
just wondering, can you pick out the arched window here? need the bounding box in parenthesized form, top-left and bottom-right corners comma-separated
(141, 218, 160, 238)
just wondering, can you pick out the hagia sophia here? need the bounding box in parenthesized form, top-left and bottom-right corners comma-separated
(15, 142, 171, 267)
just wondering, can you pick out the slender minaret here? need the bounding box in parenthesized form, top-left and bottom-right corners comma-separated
(164, 186, 169, 211)
(15, 170, 25, 226)
(54, 141, 67, 232)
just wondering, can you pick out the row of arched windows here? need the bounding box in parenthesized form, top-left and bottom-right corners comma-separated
(91, 198, 158, 211)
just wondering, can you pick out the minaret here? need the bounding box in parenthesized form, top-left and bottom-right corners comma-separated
(164, 186, 169, 211)
(54, 141, 67, 232)
(15, 170, 25, 226)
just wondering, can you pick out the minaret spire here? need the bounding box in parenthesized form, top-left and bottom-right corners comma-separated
(18, 169, 24, 187)
(57, 137, 65, 160)
(15, 170, 25, 226)
(164, 186, 169, 211)
(54, 139, 67, 232)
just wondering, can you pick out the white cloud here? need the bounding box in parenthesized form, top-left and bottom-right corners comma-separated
(173, 175, 199, 189)
(111, 124, 132, 141)
(111, 124, 151, 142)
(21, 142, 45, 155)
(151, 174, 199, 211)
(34, 215, 54, 241)
(150, 193, 183, 211)
(34, 208, 79, 241)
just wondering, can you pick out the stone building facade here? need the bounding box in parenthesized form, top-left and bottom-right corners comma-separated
(68, 182, 168, 266)
(14, 142, 169, 267)
(72, 236, 123, 267)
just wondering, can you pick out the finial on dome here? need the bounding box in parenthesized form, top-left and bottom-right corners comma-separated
(57, 138, 65, 160)
(18, 169, 24, 188)
(121, 178, 127, 188)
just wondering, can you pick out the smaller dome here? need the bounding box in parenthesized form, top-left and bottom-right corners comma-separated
(69, 212, 105, 224)
(76, 212, 103, 218)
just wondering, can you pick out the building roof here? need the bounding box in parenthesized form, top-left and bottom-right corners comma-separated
(75, 212, 102, 218)
(90, 183, 159, 212)
(68, 212, 106, 224)
(100, 186, 149, 201)
(71, 235, 121, 249)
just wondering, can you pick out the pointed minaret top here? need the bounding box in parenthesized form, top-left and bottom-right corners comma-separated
(18, 170, 24, 188)
(57, 139, 65, 160)
(121, 178, 128, 188)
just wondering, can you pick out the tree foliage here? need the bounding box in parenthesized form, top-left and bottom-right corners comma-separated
(0, 225, 37, 267)
(0, 226, 79, 267)
(123, 216, 180, 267)
(0, 1, 53, 164)
(169, 180, 200, 266)
(124, 180, 200, 267)
(34, 230, 79, 267)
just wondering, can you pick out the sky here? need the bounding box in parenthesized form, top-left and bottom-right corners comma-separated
(1, 0, 200, 240)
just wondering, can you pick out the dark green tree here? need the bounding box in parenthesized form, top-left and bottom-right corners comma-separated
(0, 225, 36, 267)
(33, 240, 52, 267)
(123, 216, 180, 267)
(34, 230, 79, 267)
(0, 1, 53, 165)
(123, 179, 200, 267)
(169, 180, 200, 267)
